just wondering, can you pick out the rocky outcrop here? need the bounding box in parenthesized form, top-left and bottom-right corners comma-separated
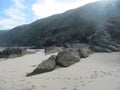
(107, 45, 119, 52)
(89, 29, 120, 52)
(78, 47, 93, 58)
(26, 46, 93, 76)
(26, 55, 56, 76)
(56, 51, 80, 67)
(45, 47, 64, 54)
(64, 43, 93, 58)
(90, 45, 112, 52)
(27, 50, 81, 76)
(0, 48, 27, 58)
(65, 43, 89, 49)
(90, 42, 120, 52)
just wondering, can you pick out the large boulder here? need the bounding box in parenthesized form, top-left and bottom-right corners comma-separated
(26, 55, 56, 76)
(56, 51, 80, 67)
(78, 47, 93, 58)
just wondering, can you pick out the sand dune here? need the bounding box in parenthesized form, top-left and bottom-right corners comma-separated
(0, 50, 120, 90)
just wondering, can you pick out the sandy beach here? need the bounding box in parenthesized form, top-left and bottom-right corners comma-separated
(0, 50, 120, 90)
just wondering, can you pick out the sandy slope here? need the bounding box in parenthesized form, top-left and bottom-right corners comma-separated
(0, 50, 120, 90)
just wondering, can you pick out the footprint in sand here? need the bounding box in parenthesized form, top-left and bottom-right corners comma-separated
(24, 87, 32, 90)
(100, 75, 104, 77)
(100, 71, 104, 73)
(111, 71, 114, 73)
(114, 75, 119, 78)
(31, 85, 36, 89)
(107, 72, 112, 75)
(79, 77, 82, 79)
(57, 77, 61, 79)
(46, 78, 50, 80)
(21, 79, 24, 81)
(64, 77, 66, 79)
(101, 72, 107, 75)
(74, 85, 78, 88)
(73, 88, 77, 90)
(52, 78, 55, 80)
(67, 78, 70, 80)
(85, 77, 88, 79)
(27, 81, 31, 84)
(81, 84, 85, 86)
(80, 80, 83, 83)
(90, 76, 94, 79)
(88, 81, 91, 83)
(74, 78, 78, 80)
(116, 70, 120, 72)
(10, 77, 14, 79)
(61, 87, 67, 90)
(2, 80, 6, 84)
(41, 85, 48, 88)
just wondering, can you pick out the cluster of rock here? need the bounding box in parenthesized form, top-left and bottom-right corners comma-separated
(26, 45, 93, 76)
(0, 48, 28, 58)
(45, 47, 64, 54)
(26, 41, 120, 76)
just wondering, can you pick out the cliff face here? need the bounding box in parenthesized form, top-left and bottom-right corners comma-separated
(0, 0, 120, 49)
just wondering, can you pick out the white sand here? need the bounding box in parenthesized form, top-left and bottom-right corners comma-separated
(0, 50, 120, 90)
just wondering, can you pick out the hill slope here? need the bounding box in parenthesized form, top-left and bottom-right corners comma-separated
(0, 0, 120, 49)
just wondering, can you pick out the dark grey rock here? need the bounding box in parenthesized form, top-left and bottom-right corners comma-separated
(91, 45, 112, 52)
(107, 45, 119, 52)
(45, 47, 64, 54)
(56, 51, 80, 67)
(26, 55, 56, 76)
(78, 47, 93, 58)
(0, 48, 27, 58)
(88, 28, 120, 52)
(65, 43, 89, 49)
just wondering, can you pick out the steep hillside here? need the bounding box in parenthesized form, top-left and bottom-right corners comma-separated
(0, 0, 120, 49)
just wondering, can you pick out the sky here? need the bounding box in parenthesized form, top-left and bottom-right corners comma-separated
(0, 0, 102, 30)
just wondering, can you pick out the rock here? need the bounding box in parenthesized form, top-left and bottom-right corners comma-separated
(0, 51, 5, 58)
(0, 48, 27, 58)
(64, 43, 93, 58)
(78, 47, 93, 58)
(45, 47, 64, 54)
(26, 46, 93, 76)
(64, 43, 89, 49)
(91, 45, 112, 52)
(88, 29, 119, 52)
(26, 55, 56, 76)
(107, 45, 119, 52)
(56, 51, 80, 67)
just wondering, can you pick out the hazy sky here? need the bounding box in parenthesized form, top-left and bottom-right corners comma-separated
(0, 0, 102, 30)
